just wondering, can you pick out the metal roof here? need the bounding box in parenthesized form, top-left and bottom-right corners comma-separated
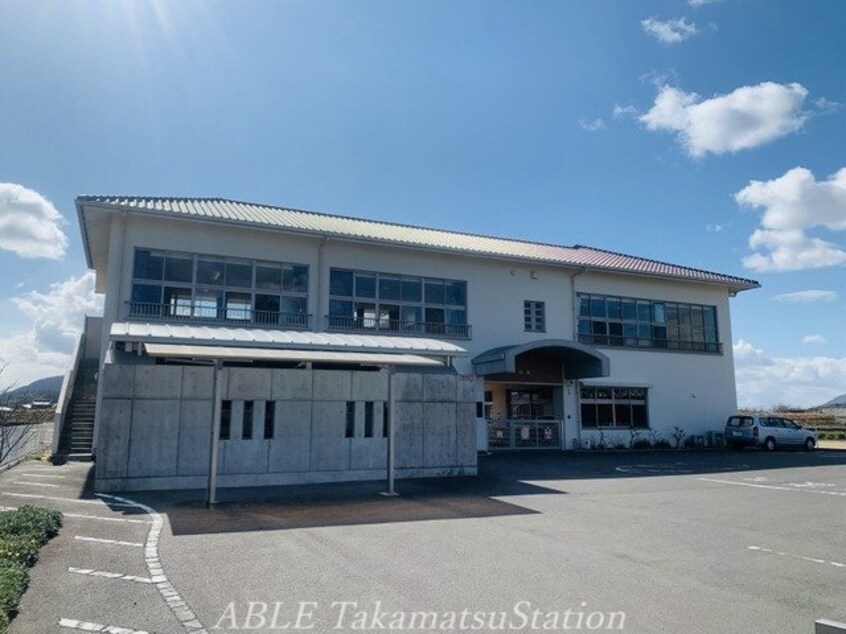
(78, 196, 759, 291)
(143, 343, 446, 367)
(110, 322, 467, 356)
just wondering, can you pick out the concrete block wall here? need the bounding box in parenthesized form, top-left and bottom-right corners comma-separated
(96, 363, 477, 491)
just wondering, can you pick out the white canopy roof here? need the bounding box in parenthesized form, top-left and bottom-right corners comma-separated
(143, 343, 446, 367)
(111, 322, 466, 362)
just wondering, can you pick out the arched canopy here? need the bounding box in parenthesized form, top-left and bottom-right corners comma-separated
(472, 339, 610, 381)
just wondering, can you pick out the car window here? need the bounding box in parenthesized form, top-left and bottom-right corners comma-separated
(783, 419, 798, 429)
(727, 416, 754, 427)
(763, 417, 782, 428)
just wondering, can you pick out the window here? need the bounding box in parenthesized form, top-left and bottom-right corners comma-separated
(220, 400, 232, 440)
(383, 403, 389, 438)
(242, 401, 254, 439)
(345, 401, 355, 438)
(579, 386, 648, 429)
(129, 248, 309, 326)
(329, 268, 468, 337)
(264, 402, 275, 439)
(524, 301, 545, 332)
(577, 293, 720, 353)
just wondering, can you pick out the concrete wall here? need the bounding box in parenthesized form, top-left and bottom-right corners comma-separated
(95, 364, 477, 492)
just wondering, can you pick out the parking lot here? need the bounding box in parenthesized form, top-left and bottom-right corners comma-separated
(5, 449, 846, 633)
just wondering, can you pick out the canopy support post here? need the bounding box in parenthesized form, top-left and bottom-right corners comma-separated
(207, 359, 223, 507)
(380, 365, 398, 497)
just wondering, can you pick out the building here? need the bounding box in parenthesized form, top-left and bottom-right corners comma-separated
(55, 196, 758, 492)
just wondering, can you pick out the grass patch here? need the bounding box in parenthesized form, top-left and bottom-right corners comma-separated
(0, 506, 61, 632)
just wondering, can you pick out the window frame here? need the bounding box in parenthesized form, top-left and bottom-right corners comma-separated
(129, 248, 309, 326)
(328, 268, 468, 336)
(523, 300, 546, 332)
(579, 385, 649, 430)
(577, 292, 720, 354)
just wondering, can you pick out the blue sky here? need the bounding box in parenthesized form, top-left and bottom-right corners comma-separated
(1, 0, 844, 406)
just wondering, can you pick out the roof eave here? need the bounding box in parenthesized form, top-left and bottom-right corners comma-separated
(78, 198, 760, 292)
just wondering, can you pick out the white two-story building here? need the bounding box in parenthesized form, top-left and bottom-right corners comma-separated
(57, 196, 758, 492)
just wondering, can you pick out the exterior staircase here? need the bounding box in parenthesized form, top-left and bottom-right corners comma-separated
(57, 359, 99, 460)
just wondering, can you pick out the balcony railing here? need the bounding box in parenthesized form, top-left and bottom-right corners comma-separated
(578, 334, 722, 354)
(324, 315, 472, 339)
(126, 302, 311, 329)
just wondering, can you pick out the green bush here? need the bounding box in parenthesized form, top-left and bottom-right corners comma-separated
(632, 439, 653, 450)
(0, 506, 62, 633)
(0, 561, 27, 623)
(0, 506, 61, 546)
(654, 439, 673, 450)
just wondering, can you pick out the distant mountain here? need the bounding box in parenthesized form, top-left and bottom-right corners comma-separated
(820, 393, 846, 408)
(1, 376, 63, 405)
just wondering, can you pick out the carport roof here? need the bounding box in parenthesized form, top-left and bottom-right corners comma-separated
(143, 343, 447, 367)
(110, 322, 467, 357)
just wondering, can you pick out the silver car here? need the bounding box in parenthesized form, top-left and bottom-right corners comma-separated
(725, 415, 817, 451)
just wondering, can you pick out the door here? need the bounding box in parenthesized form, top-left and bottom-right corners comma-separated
(780, 418, 804, 445)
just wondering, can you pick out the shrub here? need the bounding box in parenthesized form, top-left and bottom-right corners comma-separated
(0, 561, 27, 623)
(632, 439, 653, 450)
(654, 439, 672, 450)
(0, 506, 61, 546)
(0, 506, 61, 632)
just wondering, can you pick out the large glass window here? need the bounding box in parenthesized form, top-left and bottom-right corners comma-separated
(580, 386, 648, 429)
(577, 293, 719, 353)
(129, 248, 309, 327)
(328, 268, 468, 337)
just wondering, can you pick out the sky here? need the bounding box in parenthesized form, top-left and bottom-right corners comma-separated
(0, 0, 844, 407)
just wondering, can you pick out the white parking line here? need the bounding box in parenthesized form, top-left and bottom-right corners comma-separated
(699, 477, 846, 497)
(74, 536, 144, 548)
(19, 473, 66, 479)
(97, 493, 208, 633)
(67, 567, 153, 584)
(63, 512, 151, 525)
(13, 480, 61, 488)
(747, 546, 846, 569)
(58, 617, 149, 633)
(0, 492, 136, 506)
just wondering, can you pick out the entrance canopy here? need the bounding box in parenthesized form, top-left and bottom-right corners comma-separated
(473, 339, 609, 381)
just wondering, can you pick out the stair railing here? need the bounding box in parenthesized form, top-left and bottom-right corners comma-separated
(52, 331, 85, 456)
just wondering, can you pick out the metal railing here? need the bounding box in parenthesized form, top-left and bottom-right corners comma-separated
(126, 302, 311, 329)
(52, 331, 85, 456)
(578, 334, 722, 354)
(488, 419, 563, 450)
(324, 315, 472, 339)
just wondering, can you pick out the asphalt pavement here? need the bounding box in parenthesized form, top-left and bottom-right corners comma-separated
(4, 449, 846, 633)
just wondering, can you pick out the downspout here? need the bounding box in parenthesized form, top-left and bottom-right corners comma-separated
(315, 236, 329, 332)
(569, 267, 587, 449)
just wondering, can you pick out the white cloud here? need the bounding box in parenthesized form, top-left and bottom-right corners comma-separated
(815, 97, 842, 114)
(613, 104, 639, 119)
(706, 223, 725, 233)
(734, 340, 846, 408)
(689, 0, 718, 6)
(737, 167, 846, 271)
(639, 82, 809, 157)
(773, 290, 838, 303)
(579, 118, 606, 132)
(802, 334, 827, 345)
(0, 272, 103, 388)
(641, 17, 697, 44)
(0, 183, 69, 259)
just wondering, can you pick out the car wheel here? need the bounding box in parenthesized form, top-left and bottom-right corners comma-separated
(804, 437, 816, 451)
(763, 437, 777, 452)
